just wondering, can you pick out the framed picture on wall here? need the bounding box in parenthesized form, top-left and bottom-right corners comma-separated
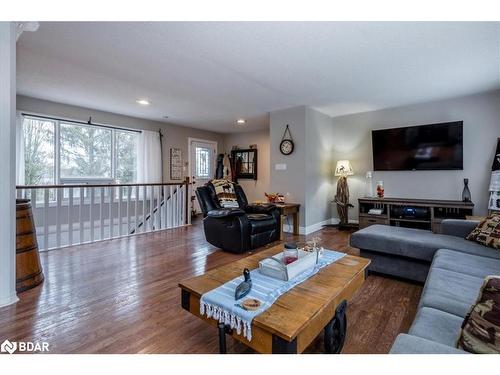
(170, 148, 183, 180)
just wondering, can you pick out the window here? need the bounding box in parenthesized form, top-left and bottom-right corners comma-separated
(60, 123, 113, 181)
(23, 117, 56, 186)
(115, 130, 137, 184)
(22, 115, 139, 186)
(195, 147, 211, 178)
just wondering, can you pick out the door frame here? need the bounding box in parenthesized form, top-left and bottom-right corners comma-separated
(188, 138, 218, 215)
(187, 137, 218, 182)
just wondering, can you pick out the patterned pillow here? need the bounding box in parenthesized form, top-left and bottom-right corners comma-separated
(466, 213, 500, 250)
(457, 276, 500, 353)
(210, 179, 239, 208)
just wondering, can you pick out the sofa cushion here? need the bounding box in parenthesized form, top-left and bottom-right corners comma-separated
(409, 307, 463, 346)
(390, 334, 467, 354)
(457, 276, 500, 354)
(419, 267, 484, 318)
(432, 249, 500, 278)
(466, 213, 500, 250)
(350, 224, 500, 262)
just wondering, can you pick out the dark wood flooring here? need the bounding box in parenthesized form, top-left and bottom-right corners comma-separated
(0, 218, 422, 354)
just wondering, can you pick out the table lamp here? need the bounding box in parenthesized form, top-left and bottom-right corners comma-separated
(334, 160, 355, 229)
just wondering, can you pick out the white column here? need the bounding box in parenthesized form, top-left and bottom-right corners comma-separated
(0, 22, 18, 307)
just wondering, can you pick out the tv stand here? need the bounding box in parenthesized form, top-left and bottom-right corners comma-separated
(358, 197, 474, 233)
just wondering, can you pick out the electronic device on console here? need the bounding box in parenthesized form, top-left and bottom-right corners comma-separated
(391, 206, 429, 220)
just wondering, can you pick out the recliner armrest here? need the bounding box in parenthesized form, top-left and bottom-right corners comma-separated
(245, 203, 277, 214)
(207, 208, 246, 219)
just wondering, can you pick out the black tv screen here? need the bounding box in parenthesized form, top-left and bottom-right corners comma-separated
(372, 121, 463, 171)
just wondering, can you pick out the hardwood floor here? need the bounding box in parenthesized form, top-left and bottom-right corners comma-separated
(0, 218, 422, 354)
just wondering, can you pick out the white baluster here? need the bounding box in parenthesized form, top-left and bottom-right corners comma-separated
(149, 186, 154, 231)
(179, 185, 186, 225)
(55, 188, 62, 248)
(44, 188, 49, 251)
(126, 186, 131, 234)
(90, 187, 95, 242)
(100, 187, 105, 240)
(109, 186, 114, 238)
(142, 185, 147, 232)
(118, 186, 123, 236)
(163, 185, 168, 230)
(68, 188, 73, 246)
(134, 186, 139, 234)
(169, 186, 173, 228)
(175, 185, 179, 227)
(79, 187, 84, 243)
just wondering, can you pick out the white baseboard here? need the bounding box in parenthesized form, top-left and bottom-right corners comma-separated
(283, 217, 342, 235)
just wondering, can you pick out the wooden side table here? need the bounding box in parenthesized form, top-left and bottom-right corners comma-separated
(273, 203, 300, 240)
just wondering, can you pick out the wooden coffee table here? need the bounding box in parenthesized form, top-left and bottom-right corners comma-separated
(178, 244, 370, 354)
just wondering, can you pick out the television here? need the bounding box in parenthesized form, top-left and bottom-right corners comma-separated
(372, 121, 463, 171)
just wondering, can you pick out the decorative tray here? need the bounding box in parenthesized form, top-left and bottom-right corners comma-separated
(258, 250, 320, 281)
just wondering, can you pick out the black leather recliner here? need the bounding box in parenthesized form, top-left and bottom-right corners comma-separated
(195, 183, 280, 253)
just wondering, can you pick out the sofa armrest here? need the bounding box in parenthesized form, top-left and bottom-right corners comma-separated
(390, 334, 468, 354)
(245, 203, 277, 214)
(207, 208, 245, 219)
(441, 219, 480, 238)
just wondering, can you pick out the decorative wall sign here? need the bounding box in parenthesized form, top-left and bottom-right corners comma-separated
(280, 124, 294, 155)
(170, 148, 183, 180)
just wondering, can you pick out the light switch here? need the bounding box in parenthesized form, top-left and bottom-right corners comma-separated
(275, 163, 287, 170)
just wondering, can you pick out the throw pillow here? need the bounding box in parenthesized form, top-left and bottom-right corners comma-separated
(466, 213, 500, 250)
(457, 275, 500, 353)
(210, 179, 239, 208)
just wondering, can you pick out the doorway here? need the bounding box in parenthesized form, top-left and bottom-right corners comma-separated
(188, 138, 217, 214)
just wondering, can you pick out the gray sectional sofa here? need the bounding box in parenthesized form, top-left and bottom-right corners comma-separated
(350, 219, 500, 354)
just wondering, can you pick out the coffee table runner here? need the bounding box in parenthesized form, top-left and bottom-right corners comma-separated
(199, 249, 345, 341)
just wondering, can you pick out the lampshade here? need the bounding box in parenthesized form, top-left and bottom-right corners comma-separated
(335, 160, 354, 176)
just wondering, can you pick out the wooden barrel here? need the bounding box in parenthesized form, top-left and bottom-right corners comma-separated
(16, 199, 44, 292)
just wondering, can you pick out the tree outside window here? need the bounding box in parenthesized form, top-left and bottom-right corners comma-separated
(22, 117, 139, 196)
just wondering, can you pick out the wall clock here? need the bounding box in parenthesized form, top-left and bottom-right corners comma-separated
(280, 124, 294, 155)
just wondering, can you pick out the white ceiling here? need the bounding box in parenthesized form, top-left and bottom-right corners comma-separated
(17, 22, 500, 134)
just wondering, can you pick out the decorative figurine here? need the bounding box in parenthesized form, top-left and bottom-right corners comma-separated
(234, 268, 252, 300)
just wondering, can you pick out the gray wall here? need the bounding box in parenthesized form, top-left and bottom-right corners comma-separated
(269, 90, 500, 231)
(269, 106, 339, 231)
(330, 90, 500, 219)
(305, 107, 337, 228)
(270, 106, 307, 227)
(17, 95, 225, 183)
(222, 128, 270, 203)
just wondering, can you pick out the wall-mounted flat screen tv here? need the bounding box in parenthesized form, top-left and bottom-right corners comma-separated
(372, 121, 463, 171)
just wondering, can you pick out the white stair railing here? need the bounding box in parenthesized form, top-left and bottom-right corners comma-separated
(16, 178, 191, 251)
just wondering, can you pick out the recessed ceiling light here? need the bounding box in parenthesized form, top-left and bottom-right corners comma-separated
(163, 115, 169, 119)
(236, 119, 246, 124)
(136, 99, 150, 106)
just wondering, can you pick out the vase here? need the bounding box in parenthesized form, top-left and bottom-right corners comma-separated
(365, 171, 374, 197)
(376, 181, 384, 198)
(462, 178, 471, 202)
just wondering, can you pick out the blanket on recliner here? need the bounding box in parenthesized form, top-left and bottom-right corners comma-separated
(211, 179, 239, 208)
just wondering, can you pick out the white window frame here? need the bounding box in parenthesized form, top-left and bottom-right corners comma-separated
(22, 114, 139, 186)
